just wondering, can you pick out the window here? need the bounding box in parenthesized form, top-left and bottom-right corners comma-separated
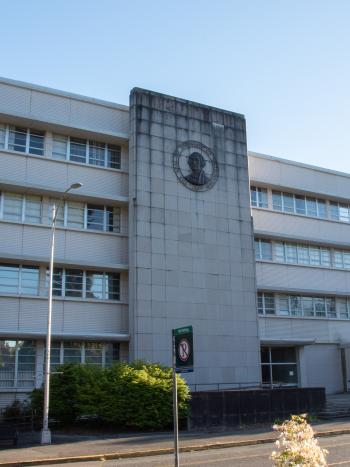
(67, 201, 85, 229)
(47, 269, 120, 301)
(70, 138, 87, 163)
(285, 243, 297, 263)
(266, 240, 334, 269)
(65, 269, 83, 297)
(87, 204, 105, 231)
(261, 346, 298, 387)
(255, 239, 272, 260)
(3, 192, 23, 221)
(0, 264, 39, 295)
(0, 340, 35, 388)
(272, 190, 326, 219)
(50, 341, 120, 369)
(106, 207, 121, 233)
(52, 134, 121, 170)
(250, 186, 268, 208)
(25, 195, 42, 223)
(273, 293, 340, 319)
(257, 292, 275, 315)
(7, 126, 44, 155)
(0, 123, 6, 149)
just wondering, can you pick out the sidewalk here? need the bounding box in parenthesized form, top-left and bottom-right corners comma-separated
(1, 419, 350, 466)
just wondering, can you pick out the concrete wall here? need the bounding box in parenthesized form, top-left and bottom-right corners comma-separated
(129, 89, 261, 386)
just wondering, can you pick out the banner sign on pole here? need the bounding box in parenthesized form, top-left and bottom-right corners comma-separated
(173, 325, 193, 373)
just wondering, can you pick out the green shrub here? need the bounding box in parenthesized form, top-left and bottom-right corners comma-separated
(30, 361, 190, 430)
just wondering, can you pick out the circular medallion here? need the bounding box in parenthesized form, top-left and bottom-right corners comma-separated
(173, 141, 219, 191)
(178, 338, 191, 362)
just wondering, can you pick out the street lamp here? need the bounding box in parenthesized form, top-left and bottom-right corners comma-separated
(41, 182, 83, 445)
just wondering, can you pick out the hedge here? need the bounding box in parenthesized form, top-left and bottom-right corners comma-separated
(30, 361, 190, 429)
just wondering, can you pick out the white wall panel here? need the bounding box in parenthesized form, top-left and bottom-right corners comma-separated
(299, 344, 342, 394)
(256, 263, 350, 295)
(249, 153, 350, 201)
(253, 209, 350, 248)
(0, 223, 128, 267)
(0, 152, 128, 199)
(0, 297, 128, 336)
(0, 80, 129, 137)
(259, 316, 350, 343)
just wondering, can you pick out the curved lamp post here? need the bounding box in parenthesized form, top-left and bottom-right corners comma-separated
(41, 182, 83, 445)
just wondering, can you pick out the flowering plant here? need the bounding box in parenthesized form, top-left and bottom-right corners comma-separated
(271, 414, 328, 466)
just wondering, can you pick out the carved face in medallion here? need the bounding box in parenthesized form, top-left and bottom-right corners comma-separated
(173, 141, 219, 192)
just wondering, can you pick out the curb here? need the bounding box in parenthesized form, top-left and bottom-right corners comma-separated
(0, 428, 349, 466)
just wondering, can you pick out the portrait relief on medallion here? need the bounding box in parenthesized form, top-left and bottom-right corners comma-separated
(173, 141, 219, 191)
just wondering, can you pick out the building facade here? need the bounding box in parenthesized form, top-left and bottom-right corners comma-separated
(0, 77, 349, 407)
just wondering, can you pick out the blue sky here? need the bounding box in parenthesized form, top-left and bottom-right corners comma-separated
(1, 0, 350, 172)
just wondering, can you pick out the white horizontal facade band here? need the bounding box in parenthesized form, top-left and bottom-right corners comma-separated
(260, 338, 315, 346)
(257, 285, 350, 297)
(0, 330, 130, 342)
(0, 178, 129, 205)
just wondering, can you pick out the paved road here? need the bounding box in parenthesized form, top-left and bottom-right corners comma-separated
(41, 433, 350, 466)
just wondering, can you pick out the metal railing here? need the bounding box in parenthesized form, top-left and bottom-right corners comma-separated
(188, 382, 298, 392)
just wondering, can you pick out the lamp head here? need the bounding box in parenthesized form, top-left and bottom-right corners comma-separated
(70, 182, 83, 190)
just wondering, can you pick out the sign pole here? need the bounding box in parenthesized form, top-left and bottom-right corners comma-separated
(172, 331, 180, 467)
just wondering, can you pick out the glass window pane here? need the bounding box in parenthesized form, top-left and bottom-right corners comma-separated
(65, 269, 83, 297)
(272, 191, 282, 211)
(334, 251, 344, 268)
(8, 126, 26, 152)
(0, 340, 16, 387)
(28, 130, 44, 155)
(258, 188, 268, 208)
(257, 293, 264, 314)
(290, 296, 302, 316)
(339, 203, 350, 222)
(314, 297, 326, 317)
(0, 123, 6, 149)
(87, 204, 104, 231)
(0, 264, 19, 293)
(279, 295, 290, 316)
(330, 202, 339, 221)
(260, 240, 272, 260)
(52, 134, 68, 160)
(52, 268, 63, 296)
(274, 243, 285, 262)
(50, 342, 61, 370)
(20, 266, 39, 295)
(317, 199, 327, 218)
(306, 197, 317, 217)
(260, 347, 270, 364)
(285, 243, 297, 263)
(338, 299, 349, 319)
(309, 247, 321, 265)
(63, 342, 82, 364)
(89, 141, 105, 167)
(320, 249, 331, 267)
(107, 145, 121, 169)
(25, 195, 42, 223)
(264, 293, 275, 314)
(272, 364, 298, 385)
(48, 199, 65, 227)
(302, 296, 314, 316)
(297, 245, 309, 265)
(250, 187, 257, 207)
(3, 192, 23, 221)
(67, 201, 84, 229)
(282, 193, 294, 213)
(343, 252, 350, 269)
(17, 341, 35, 388)
(105, 343, 120, 366)
(86, 272, 104, 299)
(255, 240, 260, 260)
(326, 298, 336, 318)
(85, 342, 103, 365)
(105, 272, 120, 300)
(261, 364, 271, 384)
(106, 207, 121, 233)
(295, 195, 306, 214)
(271, 347, 296, 363)
(70, 138, 86, 163)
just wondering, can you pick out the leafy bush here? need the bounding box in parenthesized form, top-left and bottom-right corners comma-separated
(30, 361, 190, 430)
(271, 414, 328, 466)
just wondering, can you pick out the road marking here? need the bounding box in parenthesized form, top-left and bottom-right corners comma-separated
(328, 462, 350, 466)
